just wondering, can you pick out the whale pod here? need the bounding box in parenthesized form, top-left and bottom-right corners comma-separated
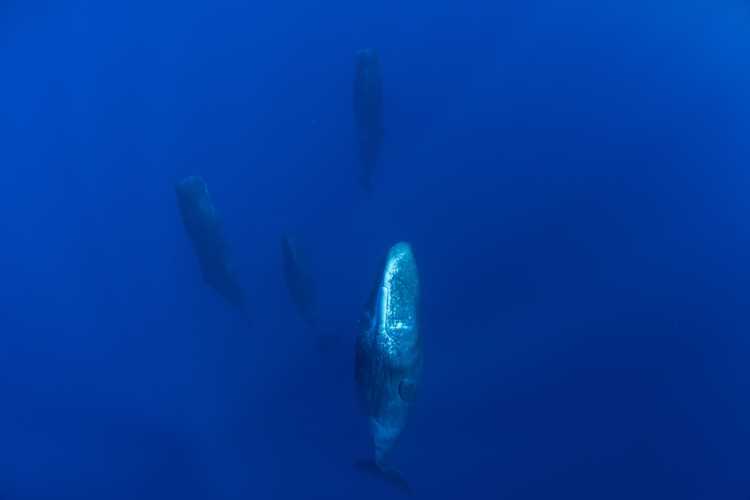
(355, 242, 422, 477)
(353, 49, 384, 191)
(175, 176, 246, 311)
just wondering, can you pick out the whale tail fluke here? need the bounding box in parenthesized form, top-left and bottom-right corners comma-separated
(354, 459, 413, 497)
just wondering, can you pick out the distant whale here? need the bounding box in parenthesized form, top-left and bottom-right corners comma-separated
(355, 242, 422, 493)
(281, 234, 317, 327)
(353, 49, 384, 191)
(175, 176, 246, 312)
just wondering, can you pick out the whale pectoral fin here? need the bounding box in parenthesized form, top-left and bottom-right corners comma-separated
(398, 379, 417, 403)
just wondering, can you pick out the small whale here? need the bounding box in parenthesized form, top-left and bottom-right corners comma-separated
(175, 176, 246, 313)
(280, 234, 317, 327)
(353, 49, 384, 191)
(355, 242, 422, 492)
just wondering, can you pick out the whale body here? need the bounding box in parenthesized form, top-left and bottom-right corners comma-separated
(355, 242, 422, 478)
(281, 234, 317, 326)
(353, 49, 384, 191)
(175, 176, 246, 311)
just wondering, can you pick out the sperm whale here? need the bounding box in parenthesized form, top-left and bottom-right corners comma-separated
(175, 176, 246, 313)
(355, 242, 422, 493)
(353, 49, 384, 191)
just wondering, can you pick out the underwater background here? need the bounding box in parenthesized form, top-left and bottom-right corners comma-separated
(2, 1, 750, 498)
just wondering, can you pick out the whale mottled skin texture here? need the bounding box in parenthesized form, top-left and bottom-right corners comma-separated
(353, 49, 384, 191)
(281, 234, 317, 326)
(175, 176, 246, 311)
(355, 242, 422, 472)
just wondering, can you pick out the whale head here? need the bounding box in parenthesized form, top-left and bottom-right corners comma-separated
(377, 242, 420, 362)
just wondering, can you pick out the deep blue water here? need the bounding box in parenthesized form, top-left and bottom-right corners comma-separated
(2, 1, 750, 498)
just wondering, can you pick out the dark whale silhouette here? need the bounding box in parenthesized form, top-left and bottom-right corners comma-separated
(353, 49, 384, 191)
(175, 176, 246, 313)
(280, 234, 317, 327)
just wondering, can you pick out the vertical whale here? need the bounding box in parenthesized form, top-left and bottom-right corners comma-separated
(355, 242, 421, 491)
(175, 176, 246, 312)
(281, 234, 317, 327)
(353, 49, 384, 191)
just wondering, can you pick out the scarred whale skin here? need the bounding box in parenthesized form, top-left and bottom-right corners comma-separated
(355, 242, 422, 469)
(353, 49, 384, 191)
(175, 176, 246, 310)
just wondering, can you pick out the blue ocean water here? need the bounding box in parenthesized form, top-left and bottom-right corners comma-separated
(2, 1, 750, 498)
